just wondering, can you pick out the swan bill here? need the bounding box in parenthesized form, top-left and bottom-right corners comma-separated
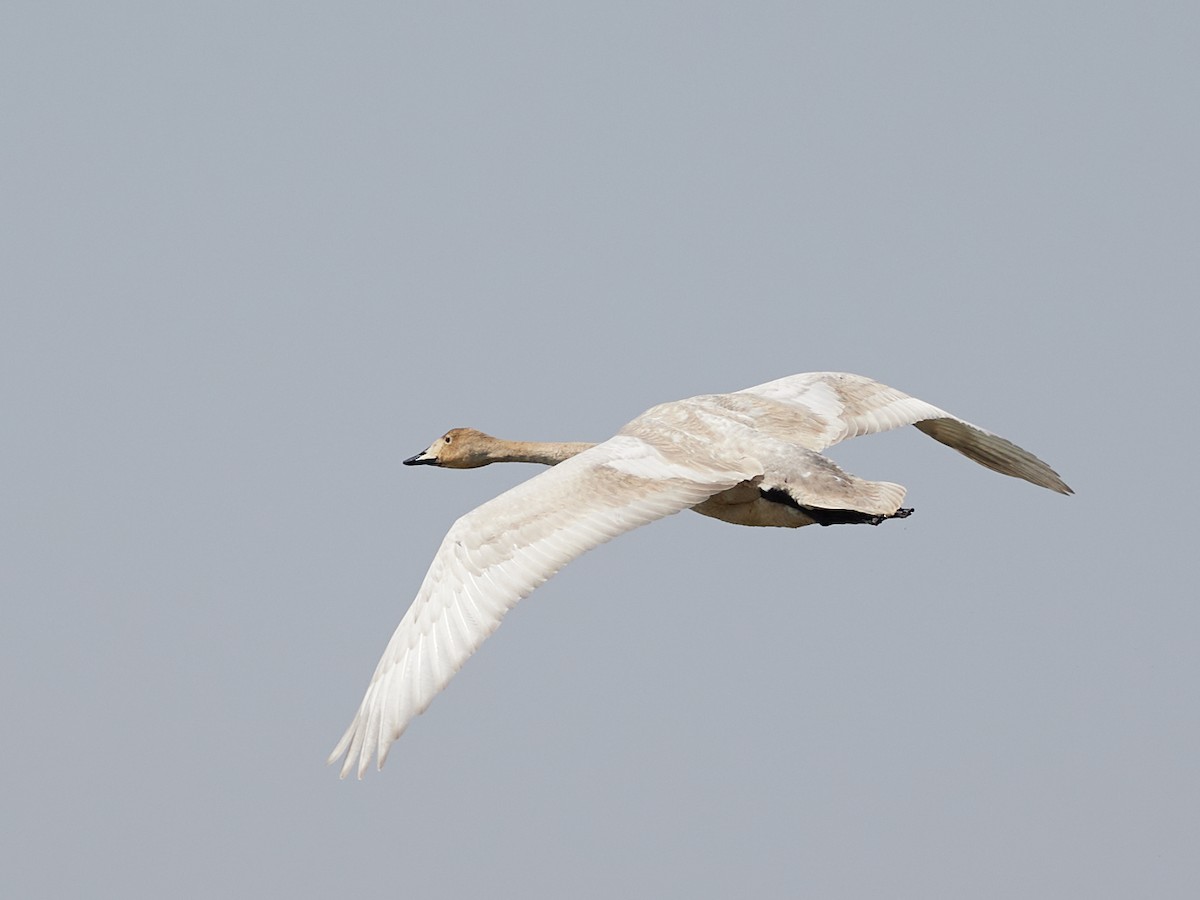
(403, 451, 440, 466)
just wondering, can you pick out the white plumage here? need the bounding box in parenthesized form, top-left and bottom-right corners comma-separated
(329, 372, 1070, 778)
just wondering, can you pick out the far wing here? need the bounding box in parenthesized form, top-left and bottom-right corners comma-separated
(738, 372, 1072, 494)
(328, 435, 759, 779)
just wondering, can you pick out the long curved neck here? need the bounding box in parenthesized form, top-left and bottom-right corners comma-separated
(487, 440, 595, 466)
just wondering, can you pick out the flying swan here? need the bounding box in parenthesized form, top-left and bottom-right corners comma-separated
(329, 371, 1071, 778)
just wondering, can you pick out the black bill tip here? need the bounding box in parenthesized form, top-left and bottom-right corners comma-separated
(403, 452, 438, 466)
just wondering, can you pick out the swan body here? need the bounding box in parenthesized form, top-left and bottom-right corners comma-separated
(329, 372, 1070, 778)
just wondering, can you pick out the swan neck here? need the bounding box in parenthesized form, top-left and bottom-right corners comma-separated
(493, 440, 594, 466)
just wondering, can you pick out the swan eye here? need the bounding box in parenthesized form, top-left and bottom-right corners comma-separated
(444, 436, 452, 444)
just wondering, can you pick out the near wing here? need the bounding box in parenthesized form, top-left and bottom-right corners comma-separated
(328, 434, 759, 779)
(738, 372, 1072, 494)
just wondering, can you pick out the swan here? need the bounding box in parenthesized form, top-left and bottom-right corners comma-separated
(329, 371, 1071, 778)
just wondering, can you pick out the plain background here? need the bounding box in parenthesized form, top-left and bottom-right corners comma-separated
(3, 3, 1198, 897)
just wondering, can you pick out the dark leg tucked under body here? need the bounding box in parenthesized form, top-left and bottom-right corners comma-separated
(759, 487, 915, 527)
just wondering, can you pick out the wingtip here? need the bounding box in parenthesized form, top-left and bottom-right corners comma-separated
(328, 735, 368, 780)
(1044, 471, 1073, 495)
(328, 750, 351, 779)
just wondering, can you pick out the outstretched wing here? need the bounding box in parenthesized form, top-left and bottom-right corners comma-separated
(329, 435, 759, 779)
(738, 372, 1072, 494)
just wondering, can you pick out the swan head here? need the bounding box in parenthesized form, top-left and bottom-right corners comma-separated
(403, 428, 498, 469)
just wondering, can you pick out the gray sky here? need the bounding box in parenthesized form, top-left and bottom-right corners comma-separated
(3, 3, 1198, 897)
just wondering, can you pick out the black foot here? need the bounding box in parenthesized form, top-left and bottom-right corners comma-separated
(759, 487, 916, 528)
(867, 507, 915, 526)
